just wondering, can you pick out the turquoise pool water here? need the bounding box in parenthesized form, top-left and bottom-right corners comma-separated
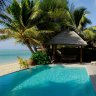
(0, 65, 96, 96)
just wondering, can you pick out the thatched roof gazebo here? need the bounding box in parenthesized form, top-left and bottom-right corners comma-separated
(48, 31, 87, 45)
(47, 30, 87, 63)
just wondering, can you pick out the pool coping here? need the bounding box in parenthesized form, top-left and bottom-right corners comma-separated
(0, 64, 90, 77)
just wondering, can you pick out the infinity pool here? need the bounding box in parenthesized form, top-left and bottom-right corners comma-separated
(0, 65, 96, 96)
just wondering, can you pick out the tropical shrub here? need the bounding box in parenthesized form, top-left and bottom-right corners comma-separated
(31, 51, 50, 65)
(18, 57, 29, 69)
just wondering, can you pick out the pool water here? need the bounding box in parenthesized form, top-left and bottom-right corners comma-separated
(0, 65, 96, 96)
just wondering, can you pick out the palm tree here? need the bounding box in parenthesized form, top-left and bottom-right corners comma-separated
(37, 0, 68, 32)
(0, 0, 91, 54)
(33, 0, 69, 49)
(0, 0, 43, 54)
(0, 0, 68, 53)
(64, 6, 91, 33)
(37, 1, 91, 40)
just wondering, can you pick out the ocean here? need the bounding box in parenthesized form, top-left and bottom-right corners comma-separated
(0, 49, 31, 65)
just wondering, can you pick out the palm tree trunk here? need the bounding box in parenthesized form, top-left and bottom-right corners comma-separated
(32, 45, 37, 52)
(26, 43, 35, 54)
(40, 43, 46, 52)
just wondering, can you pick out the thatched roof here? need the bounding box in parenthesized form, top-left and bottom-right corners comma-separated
(48, 31, 87, 46)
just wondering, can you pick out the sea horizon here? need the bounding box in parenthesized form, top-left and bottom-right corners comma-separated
(0, 49, 31, 65)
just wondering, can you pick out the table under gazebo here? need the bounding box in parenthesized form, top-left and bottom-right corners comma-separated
(47, 30, 87, 63)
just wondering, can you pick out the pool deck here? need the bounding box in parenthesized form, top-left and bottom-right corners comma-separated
(0, 63, 96, 91)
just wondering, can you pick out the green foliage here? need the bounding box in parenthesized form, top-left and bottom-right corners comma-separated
(38, 0, 68, 32)
(0, 0, 92, 52)
(64, 7, 91, 32)
(31, 51, 50, 65)
(18, 57, 29, 69)
(0, 0, 42, 53)
(83, 29, 95, 40)
(0, 34, 10, 40)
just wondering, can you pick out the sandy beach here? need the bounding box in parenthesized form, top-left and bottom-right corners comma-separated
(0, 62, 20, 76)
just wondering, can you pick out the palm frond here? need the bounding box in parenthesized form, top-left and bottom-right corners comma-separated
(8, 0, 24, 28)
(73, 7, 87, 27)
(0, 34, 10, 40)
(0, 20, 19, 32)
(79, 16, 91, 29)
(21, 0, 34, 26)
(23, 26, 39, 39)
(0, 13, 12, 23)
(0, 28, 11, 34)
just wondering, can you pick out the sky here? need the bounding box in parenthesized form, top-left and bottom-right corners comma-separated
(0, 0, 96, 49)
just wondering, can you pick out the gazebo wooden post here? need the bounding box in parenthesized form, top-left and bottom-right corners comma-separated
(55, 44, 57, 57)
(52, 44, 57, 62)
(80, 46, 82, 63)
(52, 45, 55, 61)
(52, 44, 54, 59)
